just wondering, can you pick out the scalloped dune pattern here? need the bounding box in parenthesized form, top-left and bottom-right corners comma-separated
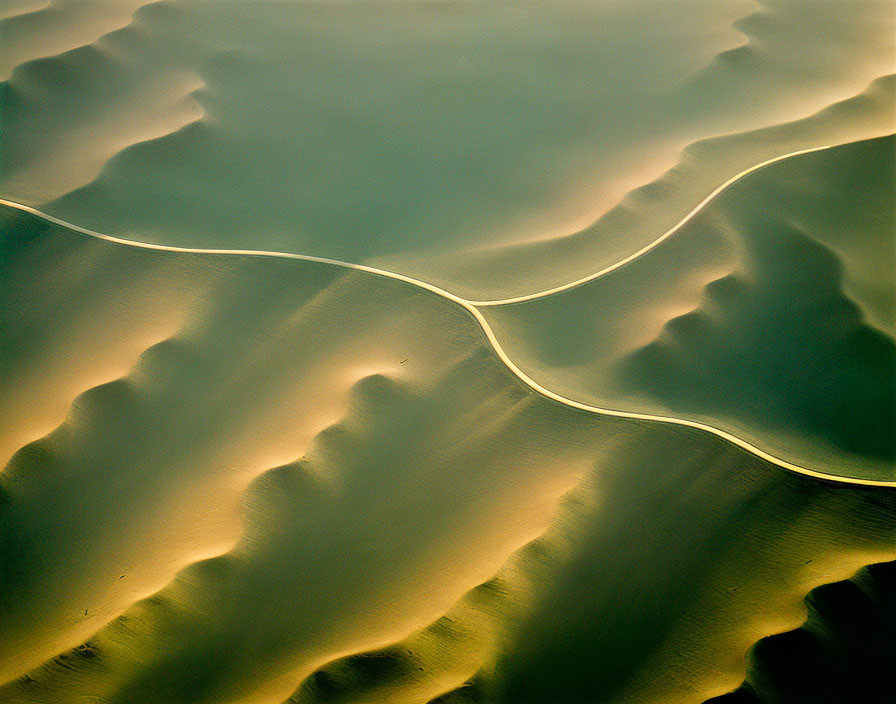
(1, 2, 894, 703)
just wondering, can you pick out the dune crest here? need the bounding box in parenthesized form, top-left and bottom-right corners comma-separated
(0, 0, 152, 80)
(1, 3, 206, 202)
(1, 3, 893, 702)
(0, 352, 601, 703)
(0, 0, 888, 289)
(403, 75, 895, 299)
(704, 560, 896, 703)
(481, 135, 896, 479)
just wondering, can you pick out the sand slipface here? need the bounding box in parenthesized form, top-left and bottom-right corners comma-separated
(1, 1, 894, 703)
(480, 135, 896, 481)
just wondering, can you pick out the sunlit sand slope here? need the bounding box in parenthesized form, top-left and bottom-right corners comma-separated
(0, 211, 605, 696)
(284, 432, 895, 704)
(422, 75, 896, 300)
(1, 1, 893, 702)
(483, 135, 896, 480)
(1, 214, 893, 703)
(0, 2, 204, 202)
(1, 0, 892, 288)
(705, 560, 896, 704)
(0, 0, 147, 79)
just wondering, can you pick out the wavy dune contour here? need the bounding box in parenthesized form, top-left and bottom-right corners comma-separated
(1, 2, 894, 702)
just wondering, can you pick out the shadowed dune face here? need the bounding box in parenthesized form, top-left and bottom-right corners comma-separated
(0, 209, 228, 467)
(483, 135, 896, 479)
(679, 0, 895, 121)
(2, 0, 893, 289)
(411, 74, 896, 300)
(473, 437, 896, 704)
(0, 2, 205, 202)
(282, 464, 605, 704)
(0, 0, 148, 79)
(619, 224, 896, 460)
(705, 560, 896, 704)
(280, 428, 895, 704)
(1, 2, 895, 703)
(0, 210, 606, 697)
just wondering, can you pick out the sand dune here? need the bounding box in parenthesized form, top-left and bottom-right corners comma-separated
(0, 208, 225, 468)
(285, 434, 895, 704)
(476, 435, 894, 704)
(4, 319, 892, 703)
(1, 208, 892, 702)
(0, 0, 149, 80)
(1, 1, 890, 282)
(6, 192, 891, 485)
(1, 4, 205, 202)
(0, 210, 607, 696)
(705, 560, 896, 703)
(0, 1, 50, 23)
(1, 2, 894, 702)
(410, 75, 896, 299)
(482, 135, 896, 479)
(283, 462, 602, 704)
(0, 344, 604, 702)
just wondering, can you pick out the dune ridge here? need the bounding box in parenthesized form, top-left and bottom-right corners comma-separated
(1, 179, 890, 487)
(1, 208, 892, 701)
(2, 1, 887, 280)
(0, 0, 151, 80)
(479, 134, 896, 480)
(271, 428, 895, 704)
(2, 3, 894, 701)
(279, 461, 602, 704)
(0, 1, 51, 23)
(400, 73, 895, 299)
(1, 1, 207, 202)
(704, 560, 896, 703)
(467, 145, 833, 307)
(0, 347, 602, 703)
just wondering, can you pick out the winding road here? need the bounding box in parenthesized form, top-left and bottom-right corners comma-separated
(3, 143, 893, 487)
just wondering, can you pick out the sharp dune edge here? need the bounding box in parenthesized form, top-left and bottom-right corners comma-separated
(2, 135, 894, 484)
(0, 1, 51, 24)
(5, 1, 894, 267)
(0, 0, 149, 80)
(400, 72, 896, 300)
(283, 446, 893, 704)
(0, 224, 608, 698)
(704, 560, 896, 704)
(481, 135, 896, 481)
(1, 2, 895, 703)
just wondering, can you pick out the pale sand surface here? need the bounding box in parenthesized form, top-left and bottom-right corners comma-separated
(1, 1, 894, 703)
(0, 0, 147, 79)
(1, 212, 605, 694)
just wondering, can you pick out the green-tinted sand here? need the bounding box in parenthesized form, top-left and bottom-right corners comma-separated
(1, 2, 894, 703)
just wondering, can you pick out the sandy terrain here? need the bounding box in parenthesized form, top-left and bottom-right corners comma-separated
(1, 1, 893, 703)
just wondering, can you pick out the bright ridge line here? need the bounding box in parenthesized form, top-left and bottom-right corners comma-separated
(3, 144, 892, 488)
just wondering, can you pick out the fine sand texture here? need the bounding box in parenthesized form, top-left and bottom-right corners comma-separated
(1, 1, 894, 703)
